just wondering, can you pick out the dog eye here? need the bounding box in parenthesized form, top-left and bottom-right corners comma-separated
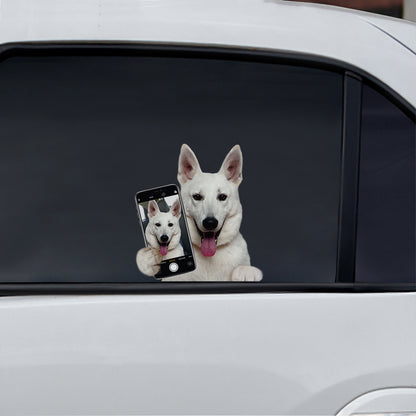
(193, 193, 203, 201)
(155, 223, 161, 227)
(218, 193, 227, 201)
(168, 223, 173, 227)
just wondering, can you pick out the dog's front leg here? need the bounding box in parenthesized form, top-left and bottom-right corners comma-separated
(231, 265, 263, 282)
(136, 247, 162, 277)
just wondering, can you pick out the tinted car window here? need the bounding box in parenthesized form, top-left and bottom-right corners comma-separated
(356, 84, 415, 284)
(0, 54, 342, 283)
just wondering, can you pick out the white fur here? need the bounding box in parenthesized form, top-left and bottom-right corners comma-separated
(164, 144, 262, 282)
(136, 198, 184, 276)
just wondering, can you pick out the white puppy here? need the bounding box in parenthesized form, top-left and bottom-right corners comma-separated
(136, 199, 184, 276)
(136, 144, 262, 282)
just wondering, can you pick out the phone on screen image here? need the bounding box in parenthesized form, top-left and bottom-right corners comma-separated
(135, 184, 196, 279)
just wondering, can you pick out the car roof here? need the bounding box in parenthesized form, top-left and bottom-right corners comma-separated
(1, 0, 415, 108)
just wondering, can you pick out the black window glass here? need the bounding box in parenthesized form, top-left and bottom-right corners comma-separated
(356, 84, 415, 284)
(0, 54, 342, 283)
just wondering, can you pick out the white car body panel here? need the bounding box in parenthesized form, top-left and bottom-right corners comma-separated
(0, 0, 415, 107)
(1, 294, 416, 415)
(0, 1, 415, 414)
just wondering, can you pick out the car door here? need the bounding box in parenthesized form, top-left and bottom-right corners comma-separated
(0, 44, 415, 415)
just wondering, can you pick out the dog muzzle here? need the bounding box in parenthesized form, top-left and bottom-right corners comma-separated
(193, 220, 223, 257)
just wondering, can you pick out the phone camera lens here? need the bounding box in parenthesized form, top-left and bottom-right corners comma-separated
(161, 192, 166, 197)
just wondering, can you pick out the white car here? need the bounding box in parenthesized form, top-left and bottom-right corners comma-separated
(0, 0, 415, 415)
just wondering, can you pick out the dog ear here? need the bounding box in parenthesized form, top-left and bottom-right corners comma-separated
(177, 144, 201, 185)
(170, 198, 181, 218)
(148, 200, 159, 218)
(219, 145, 243, 185)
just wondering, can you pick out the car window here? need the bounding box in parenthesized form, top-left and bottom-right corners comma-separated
(356, 83, 415, 284)
(0, 54, 343, 283)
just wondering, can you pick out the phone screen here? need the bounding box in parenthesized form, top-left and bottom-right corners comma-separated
(136, 184, 195, 278)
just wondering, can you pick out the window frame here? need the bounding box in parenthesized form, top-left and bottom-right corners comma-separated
(0, 42, 414, 295)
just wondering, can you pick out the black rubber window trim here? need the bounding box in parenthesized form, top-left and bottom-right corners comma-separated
(336, 72, 362, 283)
(0, 41, 414, 295)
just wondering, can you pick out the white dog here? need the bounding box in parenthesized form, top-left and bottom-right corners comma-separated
(136, 199, 184, 276)
(137, 144, 262, 282)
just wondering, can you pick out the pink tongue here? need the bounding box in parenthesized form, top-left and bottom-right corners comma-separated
(160, 245, 168, 256)
(201, 235, 217, 257)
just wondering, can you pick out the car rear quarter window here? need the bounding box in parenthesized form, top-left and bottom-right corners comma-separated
(355, 83, 415, 284)
(0, 53, 343, 284)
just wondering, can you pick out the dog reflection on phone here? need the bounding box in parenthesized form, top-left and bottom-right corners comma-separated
(137, 199, 184, 276)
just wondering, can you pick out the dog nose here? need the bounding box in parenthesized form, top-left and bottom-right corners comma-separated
(160, 234, 169, 242)
(203, 217, 218, 230)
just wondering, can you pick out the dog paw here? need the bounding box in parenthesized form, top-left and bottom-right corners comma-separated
(136, 247, 162, 276)
(231, 265, 263, 282)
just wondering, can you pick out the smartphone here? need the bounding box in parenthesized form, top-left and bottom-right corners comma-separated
(135, 184, 196, 278)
